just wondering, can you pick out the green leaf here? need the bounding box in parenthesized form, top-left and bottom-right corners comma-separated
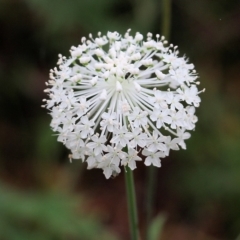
(148, 214, 166, 240)
(236, 234, 240, 240)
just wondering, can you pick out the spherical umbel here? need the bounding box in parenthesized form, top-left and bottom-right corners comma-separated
(43, 30, 204, 179)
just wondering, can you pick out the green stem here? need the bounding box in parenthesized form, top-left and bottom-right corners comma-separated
(124, 166, 139, 240)
(161, 0, 172, 40)
(146, 166, 157, 238)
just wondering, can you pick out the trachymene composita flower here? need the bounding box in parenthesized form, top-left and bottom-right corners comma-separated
(43, 30, 204, 178)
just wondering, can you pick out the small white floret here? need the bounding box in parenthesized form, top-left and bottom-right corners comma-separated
(155, 70, 166, 80)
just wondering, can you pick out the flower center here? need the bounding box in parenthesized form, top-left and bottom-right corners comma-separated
(107, 74, 133, 94)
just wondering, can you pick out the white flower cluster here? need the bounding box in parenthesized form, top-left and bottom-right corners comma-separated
(43, 30, 204, 179)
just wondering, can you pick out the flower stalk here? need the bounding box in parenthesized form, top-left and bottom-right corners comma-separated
(124, 166, 139, 240)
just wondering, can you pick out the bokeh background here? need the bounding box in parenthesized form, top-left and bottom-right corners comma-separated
(0, 0, 240, 239)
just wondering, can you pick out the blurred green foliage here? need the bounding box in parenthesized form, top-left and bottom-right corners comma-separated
(170, 80, 240, 235)
(0, 184, 117, 240)
(26, 0, 125, 33)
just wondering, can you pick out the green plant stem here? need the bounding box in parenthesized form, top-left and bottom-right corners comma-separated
(124, 166, 139, 240)
(146, 165, 157, 238)
(161, 0, 172, 39)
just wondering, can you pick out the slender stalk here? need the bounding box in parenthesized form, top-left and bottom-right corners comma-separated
(146, 165, 157, 238)
(124, 166, 139, 240)
(145, 0, 172, 238)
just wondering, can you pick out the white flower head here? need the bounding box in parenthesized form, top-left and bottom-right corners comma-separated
(43, 30, 203, 178)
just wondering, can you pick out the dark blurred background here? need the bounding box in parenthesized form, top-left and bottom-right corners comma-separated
(0, 0, 240, 239)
